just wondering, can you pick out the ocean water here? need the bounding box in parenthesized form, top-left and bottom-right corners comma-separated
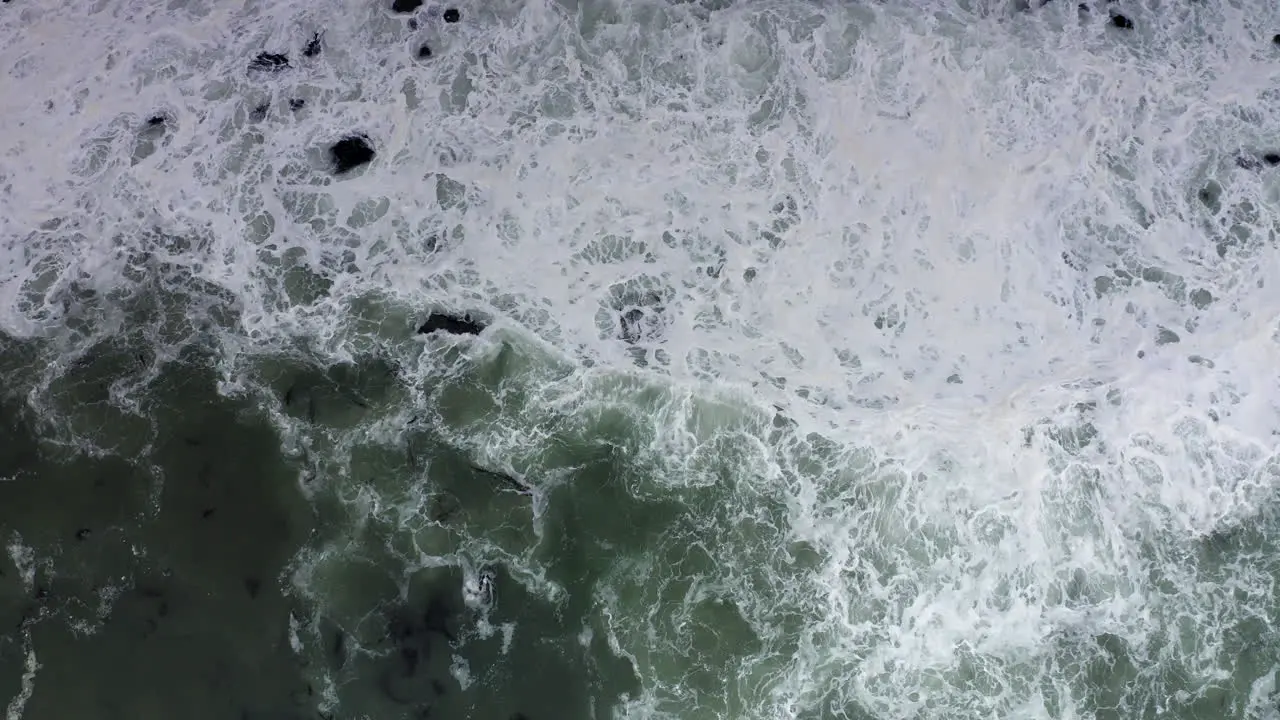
(3, 0, 1280, 718)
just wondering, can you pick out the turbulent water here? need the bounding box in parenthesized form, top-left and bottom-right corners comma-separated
(2, 0, 1280, 718)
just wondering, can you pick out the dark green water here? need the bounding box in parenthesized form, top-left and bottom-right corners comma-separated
(0, 326, 655, 720)
(0, 340, 317, 720)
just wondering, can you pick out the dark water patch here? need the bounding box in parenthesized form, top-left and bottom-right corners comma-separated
(418, 312, 485, 336)
(376, 576, 458, 708)
(307, 559, 641, 720)
(442, 563, 640, 720)
(92, 452, 294, 648)
(318, 616, 348, 671)
(285, 397, 674, 720)
(330, 135, 376, 175)
(267, 353, 405, 429)
(0, 340, 319, 720)
(39, 337, 156, 455)
(396, 433, 535, 540)
(0, 395, 40, 482)
(0, 334, 45, 393)
(249, 52, 290, 73)
(469, 463, 533, 495)
(302, 32, 322, 58)
(0, 327, 155, 564)
(528, 448, 689, 635)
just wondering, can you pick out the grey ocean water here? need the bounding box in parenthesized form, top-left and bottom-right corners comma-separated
(4, 0, 1280, 718)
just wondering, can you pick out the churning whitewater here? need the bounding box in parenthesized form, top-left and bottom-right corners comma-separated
(2, 0, 1280, 717)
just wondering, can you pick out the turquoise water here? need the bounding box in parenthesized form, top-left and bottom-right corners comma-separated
(4, 0, 1280, 718)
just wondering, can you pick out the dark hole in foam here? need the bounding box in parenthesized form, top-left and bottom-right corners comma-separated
(248, 52, 290, 72)
(416, 312, 484, 336)
(330, 135, 375, 174)
(303, 32, 322, 57)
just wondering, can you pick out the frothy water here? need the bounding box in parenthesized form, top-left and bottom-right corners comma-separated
(3, 0, 1280, 717)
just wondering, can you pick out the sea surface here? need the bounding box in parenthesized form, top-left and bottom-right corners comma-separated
(2, 0, 1280, 718)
